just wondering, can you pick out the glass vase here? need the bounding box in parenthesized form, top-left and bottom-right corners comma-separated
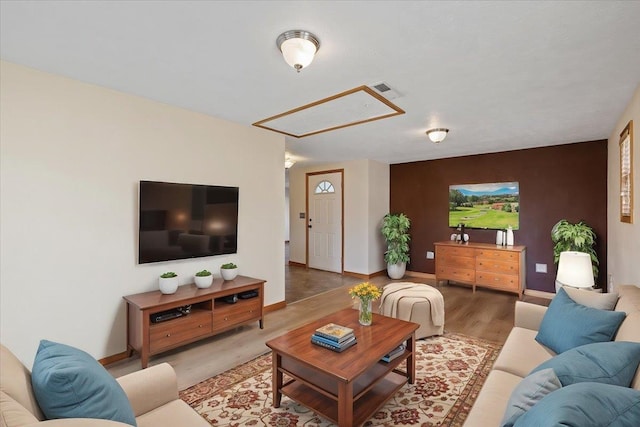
(359, 299, 373, 326)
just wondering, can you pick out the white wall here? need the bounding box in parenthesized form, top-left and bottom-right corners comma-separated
(289, 159, 389, 275)
(0, 61, 285, 367)
(607, 83, 640, 289)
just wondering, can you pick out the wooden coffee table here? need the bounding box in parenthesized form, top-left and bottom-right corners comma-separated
(265, 307, 418, 427)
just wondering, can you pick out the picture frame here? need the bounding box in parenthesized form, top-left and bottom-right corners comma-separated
(620, 120, 634, 223)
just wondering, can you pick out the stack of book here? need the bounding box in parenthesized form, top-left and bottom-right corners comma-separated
(381, 343, 406, 363)
(311, 323, 357, 352)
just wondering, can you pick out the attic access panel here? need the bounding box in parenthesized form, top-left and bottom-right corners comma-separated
(252, 85, 405, 138)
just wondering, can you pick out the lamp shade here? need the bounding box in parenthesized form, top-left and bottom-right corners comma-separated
(555, 251, 595, 290)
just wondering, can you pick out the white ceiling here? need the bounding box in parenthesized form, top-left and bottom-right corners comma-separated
(2, 1, 639, 167)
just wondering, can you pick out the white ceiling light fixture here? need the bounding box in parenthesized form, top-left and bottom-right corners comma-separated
(276, 30, 320, 73)
(284, 157, 296, 169)
(426, 128, 449, 143)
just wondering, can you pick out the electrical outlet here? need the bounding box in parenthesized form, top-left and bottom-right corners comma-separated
(426, 251, 435, 259)
(535, 263, 547, 273)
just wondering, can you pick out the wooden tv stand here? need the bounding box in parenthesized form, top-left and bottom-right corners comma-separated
(434, 241, 526, 298)
(123, 275, 265, 368)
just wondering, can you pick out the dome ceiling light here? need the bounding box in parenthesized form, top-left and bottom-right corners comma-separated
(276, 30, 320, 73)
(426, 128, 449, 143)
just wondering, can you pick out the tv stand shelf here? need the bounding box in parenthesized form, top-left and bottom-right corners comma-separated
(123, 275, 265, 368)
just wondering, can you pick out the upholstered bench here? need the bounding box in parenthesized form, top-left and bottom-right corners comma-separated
(379, 282, 445, 339)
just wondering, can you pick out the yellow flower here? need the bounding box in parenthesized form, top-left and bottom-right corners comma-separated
(348, 282, 381, 301)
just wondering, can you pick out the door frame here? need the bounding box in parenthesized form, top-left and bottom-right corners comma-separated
(305, 169, 345, 273)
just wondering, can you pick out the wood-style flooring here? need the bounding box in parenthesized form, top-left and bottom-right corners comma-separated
(107, 262, 523, 390)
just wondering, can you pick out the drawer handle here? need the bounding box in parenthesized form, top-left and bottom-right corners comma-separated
(198, 324, 203, 328)
(166, 333, 171, 337)
(224, 317, 229, 321)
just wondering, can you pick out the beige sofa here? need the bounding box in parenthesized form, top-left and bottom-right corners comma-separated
(0, 345, 209, 427)
(464, 285, 640, 427)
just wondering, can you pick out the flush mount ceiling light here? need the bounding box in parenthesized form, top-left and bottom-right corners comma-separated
(426, 128, 449, 143)
(284, 157, 296, 169)
(276, 30, 320, 73)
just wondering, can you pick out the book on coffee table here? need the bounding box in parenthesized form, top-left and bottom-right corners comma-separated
(311, 334, 357, 352)
(381, 344, 406, 363)
(314, 323, 355, 343)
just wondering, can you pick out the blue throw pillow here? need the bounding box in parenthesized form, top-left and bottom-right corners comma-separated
(31, 340, 136, 426)
(500, 368, 562, 427)
(513, 382, 640, 427)
(535, 288, 626, 353)
(530, 341, 640, 387)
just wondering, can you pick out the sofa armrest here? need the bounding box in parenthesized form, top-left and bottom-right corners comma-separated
(116, 363, 178, 417)
(28, 420, 131, 426)
(514, 301, 548, 331)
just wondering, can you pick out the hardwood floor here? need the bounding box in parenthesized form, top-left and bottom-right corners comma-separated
(107, 264, 521, 390)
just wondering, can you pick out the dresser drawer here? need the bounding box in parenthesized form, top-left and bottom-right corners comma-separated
(476, 271, 519, 291)
(213, 298, 261, 332)
(441, 254, 476, 269)
(476, 249, 519, 262)
(149, 311, 213, 353)
(436, 266, 475, 284)
(437, 245, 475, 258)
(476, 258, 519, 275)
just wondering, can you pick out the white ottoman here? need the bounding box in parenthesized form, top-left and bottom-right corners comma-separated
(379, 282, 445, 339)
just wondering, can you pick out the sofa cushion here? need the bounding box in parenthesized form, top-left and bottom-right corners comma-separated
(492, 327, 555, 378)
(463, 370, 523, 427)
(0, 344, 44, 420)
(513, 382, 640, 427)
(531, 341, 640, 387)
(615, 285, 640, 314)
(614, 311, 640, 390)
(535, 288, 626, 353)
(31, 340, 137, 426)
(562, 286, 619, 310)
(0, 391, 40, 427)
(135, 399, 211, 427)
(500, 368, 561, 427)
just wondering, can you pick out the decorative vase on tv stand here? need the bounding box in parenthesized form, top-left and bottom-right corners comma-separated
(220, 263, 238, 281)
(158, 272, 179, 294)
(194, 270, 213, 288)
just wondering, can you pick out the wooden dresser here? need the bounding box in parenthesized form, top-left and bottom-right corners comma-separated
(123, 275, 265, 368)
(434, 241, 526, 297)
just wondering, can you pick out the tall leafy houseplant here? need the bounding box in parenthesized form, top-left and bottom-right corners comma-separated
(551, 219, 599, 279)
(381, 213, 411, 279)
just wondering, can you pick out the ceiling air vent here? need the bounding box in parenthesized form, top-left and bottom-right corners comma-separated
(370, 82, 400, 100)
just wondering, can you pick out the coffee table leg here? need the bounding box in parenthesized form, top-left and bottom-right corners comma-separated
(337, 381, 354, 427)
(407, 333, 416, 384)
(272, 352, 283, 408)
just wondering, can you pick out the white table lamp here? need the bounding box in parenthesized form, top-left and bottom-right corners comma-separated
(555, 251, 595, 292)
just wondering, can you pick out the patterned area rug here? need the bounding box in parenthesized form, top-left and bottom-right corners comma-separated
(180, 333, 501, 426)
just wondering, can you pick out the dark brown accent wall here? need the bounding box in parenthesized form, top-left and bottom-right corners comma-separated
(390, 140, 608, 293)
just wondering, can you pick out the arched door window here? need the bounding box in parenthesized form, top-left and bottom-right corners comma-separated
(314, 180, 335, 194)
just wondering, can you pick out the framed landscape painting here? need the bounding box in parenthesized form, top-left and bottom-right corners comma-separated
(449, 182, 520, 230)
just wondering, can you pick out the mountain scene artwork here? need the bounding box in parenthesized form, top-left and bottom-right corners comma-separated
(449, 182, 520, 230)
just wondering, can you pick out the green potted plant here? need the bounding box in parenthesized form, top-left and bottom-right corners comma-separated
(551, 219, 599, 282)
(159, 272, 178, 294)
(194, 269, 213, 289)
(381, 213, 411, 279)
(220, 262, 238, 281)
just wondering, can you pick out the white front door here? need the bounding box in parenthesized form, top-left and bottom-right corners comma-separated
(307, 171, 343, 273)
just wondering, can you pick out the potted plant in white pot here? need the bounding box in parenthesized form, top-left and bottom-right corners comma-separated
(194, 269, 213, 288)
(551, 219, 599, 286)
(158, 272, 179, 294)
(381, 213, 411, 279)
(220, 263, 238, 281)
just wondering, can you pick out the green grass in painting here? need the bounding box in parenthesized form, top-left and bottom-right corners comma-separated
(449, 206, 519, 230)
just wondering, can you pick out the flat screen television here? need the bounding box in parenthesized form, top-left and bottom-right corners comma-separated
(138, 181, 239, 264)
(448, 182, 519, 230)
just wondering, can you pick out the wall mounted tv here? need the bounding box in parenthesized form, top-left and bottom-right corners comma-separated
(138, 181, 239, 264)
(449, 182, 519, 230)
